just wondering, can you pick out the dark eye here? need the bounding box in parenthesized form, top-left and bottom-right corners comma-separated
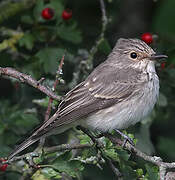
(130, 52, 137, 59)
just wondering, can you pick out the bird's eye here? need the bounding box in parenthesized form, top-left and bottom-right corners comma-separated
(130, 52, 138, 59)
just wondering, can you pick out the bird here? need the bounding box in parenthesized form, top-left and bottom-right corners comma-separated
(8, 38, 168, 160)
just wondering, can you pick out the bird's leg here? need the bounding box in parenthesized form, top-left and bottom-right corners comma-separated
(115, 129, 134, 147)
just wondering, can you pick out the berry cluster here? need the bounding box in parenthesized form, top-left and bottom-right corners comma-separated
(41, 8, 72, 20)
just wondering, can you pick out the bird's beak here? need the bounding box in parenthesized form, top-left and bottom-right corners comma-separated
(150, 54, 168, 61)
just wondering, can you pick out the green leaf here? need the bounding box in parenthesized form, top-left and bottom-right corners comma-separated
(21, 15, 34, 24)
(78, 134, 91, 145)
(19, 33, 35, 50)
(52, 151, 84, 177)
(116, 149, 130, 161)
(145, 164, 159, 180)
(57, 24, 82, 44)
(32, 170, 48, 180)
(33, 0, 45, 22)
(50, 0, 64, 17)
(104, 149, 119, 161)
(136, 168, 144, 178)
(36, 48, 65, 74)
(41, 168, 62, 179)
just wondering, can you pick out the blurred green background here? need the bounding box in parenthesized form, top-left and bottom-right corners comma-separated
(0, 0, 175, 179)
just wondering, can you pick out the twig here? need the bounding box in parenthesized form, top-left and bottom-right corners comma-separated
(69, 0, 108, 88)
(107, 159, 122, 178)
(40, 55, 65, 147)
(87, 0, 108, 67)
(44, 143, 91, 154)
(7, 143, 91, 163)
(44, 55, 65, 121)
(0, 67, 61, 101)
(159, 165, 166, 180)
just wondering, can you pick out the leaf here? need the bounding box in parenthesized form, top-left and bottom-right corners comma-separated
(41, 168, 62, 179)
(52, 151, 84, 177)
(50, 0, 64, 17)
(117, 149, 130, 161)
(78, 134, 91, 145)
(19, 33, 35, 50)
(32, 170, 48, 180)
(21, 15, 34, 24)
(104, 149, 119, 162)
(145, 164, 159, 180)
(120, 164, 137, 180)
(33, 0, 45, 22)
(57, 24, 82, 44)
(36, 48, 65, 74)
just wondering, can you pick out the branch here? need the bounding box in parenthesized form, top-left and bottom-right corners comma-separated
(107, 159, 122, 178)
(7, 143, 92, 163)
(44, 143, 91, 154)
(0, 67, 61, 101)
(104, 133, 175, 179)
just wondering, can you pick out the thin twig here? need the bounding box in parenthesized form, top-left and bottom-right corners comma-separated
(7, 143, 91, 163)
(40, 55, 65, 147)
(44, 143, 91, 154)
(44, 55, 65, 121)
(67, 0, 108, 88)
(88, 0, 108, 61)
(107, 159, 122, 178)
(0, 67, 60, 101)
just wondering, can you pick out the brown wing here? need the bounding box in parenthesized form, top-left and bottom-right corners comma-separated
(32, 62, 144, 138)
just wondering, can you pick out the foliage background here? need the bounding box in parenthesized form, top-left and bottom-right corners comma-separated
(0, 0, 175, 179)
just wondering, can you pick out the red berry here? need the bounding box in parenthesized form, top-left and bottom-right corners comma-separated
(141, 32, 153, 44)
(41, 8, 54, 20)
(161, 62, 166, 69)
(62, 9, 72, 20)
(0, 159, 8, 172)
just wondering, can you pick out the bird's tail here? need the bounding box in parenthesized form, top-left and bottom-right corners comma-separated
(8, 110, 61, 161)
(8, 136, 39, 161)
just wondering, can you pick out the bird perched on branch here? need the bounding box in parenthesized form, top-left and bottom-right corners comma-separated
(8, 38, 167, 160)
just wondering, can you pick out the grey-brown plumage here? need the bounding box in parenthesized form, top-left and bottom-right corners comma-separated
(8, 38, 168, 160)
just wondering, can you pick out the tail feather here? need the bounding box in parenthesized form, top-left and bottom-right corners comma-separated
(8, 110, 61, 160)
(8, 137, 39, 161)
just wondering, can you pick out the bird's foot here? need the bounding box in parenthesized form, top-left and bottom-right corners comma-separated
(115, 129, 134, 147)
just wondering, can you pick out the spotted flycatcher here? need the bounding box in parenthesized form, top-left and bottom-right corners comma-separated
(8, 38, 168, 160)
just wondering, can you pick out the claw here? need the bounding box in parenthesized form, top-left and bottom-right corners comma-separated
(115, 130, 134, 147)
